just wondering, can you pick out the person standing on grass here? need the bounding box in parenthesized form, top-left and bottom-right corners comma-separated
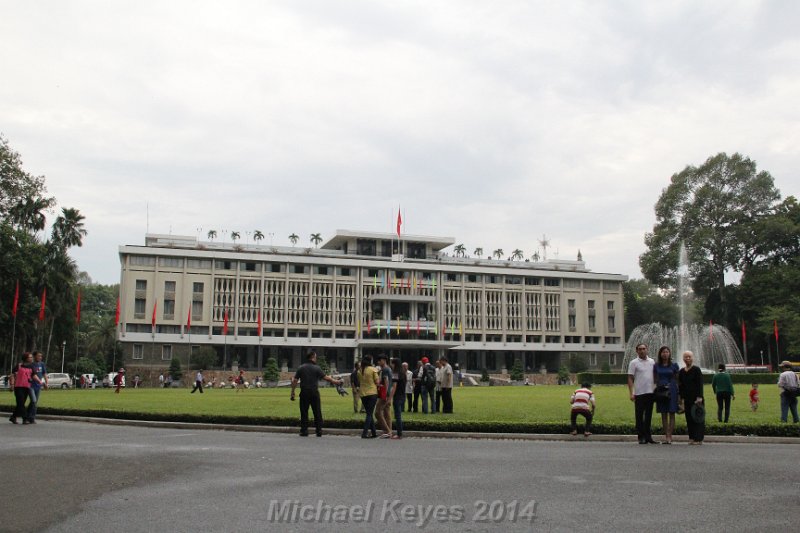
(711, 364, 735, 423)
(412, 360, 423, 412)
(191, 369, 204, 393)
(749, 383, 759, 412)
(678, 350, 705, 444)
(391, 358, 406, 439)
(374, 354, 393, 438)
(628, 343, 657, 444)
(420, 357, 436, 414)
(653, 346, 679, 445)
(434, 359, 443, 413)
(358, 355, 379, 438)
(570, 382, 595, 437)
(777, 361, 800, 424)
(439, 356, 454, 414)
(27, 351, 48, 423)
(403, 362, 413, 412)
(290, 351, 343, 437)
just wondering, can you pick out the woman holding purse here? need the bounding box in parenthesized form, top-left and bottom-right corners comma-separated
(653, 346, 679, 444)
(679, 350, 705, 445)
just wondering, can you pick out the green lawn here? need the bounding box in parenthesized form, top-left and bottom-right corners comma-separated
(2, 384, 792, 435)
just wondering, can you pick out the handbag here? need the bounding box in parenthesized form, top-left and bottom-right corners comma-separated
(377, 383, 387, 401)
(654, 385, 670, 401)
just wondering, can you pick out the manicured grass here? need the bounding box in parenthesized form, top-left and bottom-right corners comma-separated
(2, 384, 793, 435)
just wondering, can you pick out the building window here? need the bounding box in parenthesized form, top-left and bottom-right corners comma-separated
(135, 279, 147, 291)
(339, 268, 351, 277)
(506, 276, 522, 285)
(609, 353, 617, 366)
(193, 282, 204, 293)
(165, 281, 176, 293)
(568, 315, 576, 329)
(467, 274, 479, 283)
(269, 263, 283, 273)
(187, 259, 211, 269)
(446, 273, 459, 282)
(159, 257, 183, 268)
(240, 262, 259, 272)
(608, 315, 615, 330)
(589, 353, 596, 366)
(525, 277, 541, 285)
(316, 266, 329, 275)
(162, 345, 172, 360)
(486, 275, 500, 284)
(607, 301, 614, 310)
(134, 298, 146, 319)
(292, 265, 306, 274)
(132, 344, 143, 359)
(544, 278, 560, 287)
(130, 255, 155, 266)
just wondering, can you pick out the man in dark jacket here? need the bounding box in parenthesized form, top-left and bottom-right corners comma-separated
(291, 351, 343, 436)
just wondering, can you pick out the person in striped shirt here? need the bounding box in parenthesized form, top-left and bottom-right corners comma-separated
(570, 383, 596, 437)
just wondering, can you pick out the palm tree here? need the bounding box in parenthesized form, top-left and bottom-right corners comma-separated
(51, 207, 87, 249)
(493, 249, 504, 260)
(511, 249, 524, 261)
(253, 230, 264, 244)
(531, 251, 540, 262)
(9, 196, 53, 233)
(289, 233, 299, 246)
(454, 244, 466, 257)
(310, 233, 322, 248)
(207, 230, 217, 241)
(231, 231, 240, 243)
(474, 247, 483, 258)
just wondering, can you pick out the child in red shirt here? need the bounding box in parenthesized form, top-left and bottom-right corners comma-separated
(749, 383, 759, 412)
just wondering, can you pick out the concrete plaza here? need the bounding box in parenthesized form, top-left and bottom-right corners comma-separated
(0, 419, 795, 532)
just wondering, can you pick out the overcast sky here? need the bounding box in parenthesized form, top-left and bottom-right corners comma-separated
(2, 1, 798, 285)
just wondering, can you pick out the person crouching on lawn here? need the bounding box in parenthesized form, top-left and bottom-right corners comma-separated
(570, 382, 595, 437)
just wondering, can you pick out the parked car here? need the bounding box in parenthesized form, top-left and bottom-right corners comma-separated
(47, 373, 72, 389)
(0, 375, 9, 390)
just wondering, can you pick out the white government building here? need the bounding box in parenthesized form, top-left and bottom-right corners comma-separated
(117, 230, 627, 374)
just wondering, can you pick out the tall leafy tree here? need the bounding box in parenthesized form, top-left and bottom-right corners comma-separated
(640, 153, 781, 313)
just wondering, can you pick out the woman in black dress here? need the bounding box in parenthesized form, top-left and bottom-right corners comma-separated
(678, 350, 705, 445)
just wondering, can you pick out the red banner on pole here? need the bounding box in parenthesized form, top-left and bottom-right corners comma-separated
(774, 320, 779, 342)
(186, 304, 192, 331)
(151, 300, 157, 327)
(12, 280, 19, 317)
(76, 290, 82, 324)
(741, 321, 747, 344)
(114, 297, 120, 326)
(38, 287, 47, 322)
(396, 208, 402, 237)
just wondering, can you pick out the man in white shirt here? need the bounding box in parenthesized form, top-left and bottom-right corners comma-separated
(627, 343, 656, 444)
(191, 369, 204, 394)
(403, 362, 413, 412)
(439, 356, 454, 413)
(777, 361, 799, 423)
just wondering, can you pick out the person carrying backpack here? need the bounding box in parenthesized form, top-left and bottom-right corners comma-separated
(420, 357, 436, 414)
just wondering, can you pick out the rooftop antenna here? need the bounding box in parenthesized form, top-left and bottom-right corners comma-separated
(538, 234, 550, 261)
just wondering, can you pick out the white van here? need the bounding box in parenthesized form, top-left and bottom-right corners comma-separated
(47, 373, 72, 389)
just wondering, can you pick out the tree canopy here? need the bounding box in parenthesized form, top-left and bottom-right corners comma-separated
(640, 152, 780, 307)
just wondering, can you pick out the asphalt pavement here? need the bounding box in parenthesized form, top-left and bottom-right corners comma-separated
(0, 418, 798, 532)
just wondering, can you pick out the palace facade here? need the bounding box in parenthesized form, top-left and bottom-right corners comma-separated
(117, 230, 627, 374)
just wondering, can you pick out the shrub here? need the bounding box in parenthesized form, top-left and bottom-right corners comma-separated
(480, 368, 490, 382)
(601, 362, 611, 373)
(510, 359, 524, 381)
(557, 366, 570, 384)
(263, 357, 280, 382)
(168, 357, 182, 381)
(317, 355, 330, 375)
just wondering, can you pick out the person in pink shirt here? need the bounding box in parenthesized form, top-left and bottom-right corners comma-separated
(9, 352, 41, 425)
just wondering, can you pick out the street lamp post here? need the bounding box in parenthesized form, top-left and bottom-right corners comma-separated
(61, 340, 66, 373)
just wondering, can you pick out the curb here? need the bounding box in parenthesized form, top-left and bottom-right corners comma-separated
(23, 413, 800, 444)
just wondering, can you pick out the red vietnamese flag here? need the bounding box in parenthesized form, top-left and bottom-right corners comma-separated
(396, 208, 402, 237)
(186, 304, 192, 331)
(223, 308, 229, 335)
(38, 287, 47, 322)
(12, 280, 19, 317)
(741, 321, 747, 344)
(76, 290, 81, 324)
(114, 297, 120, 326)
(151, 300, 157, 327)
(774, 320, 779, 342)
(257, 309, 262, 337)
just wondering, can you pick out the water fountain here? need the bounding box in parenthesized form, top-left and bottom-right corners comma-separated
(622, 243, 744, 371)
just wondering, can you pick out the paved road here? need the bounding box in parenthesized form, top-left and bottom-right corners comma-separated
(1, 419, 797, 532)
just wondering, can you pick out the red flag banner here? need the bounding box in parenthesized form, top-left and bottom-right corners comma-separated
(223, 309, 229, 336)
(257, 309, 262, 337)
(114, 297, 121, 326)
(396, 208, 402, 237)
(12, 280, 19, 318)
(76, 290, 81, 324)
(151, 300, 157, 327)
(38, 287, 47, 322)
(741, 321, 747, 344)
(774, 320, 779, 342)
(186, 304, 192, 331)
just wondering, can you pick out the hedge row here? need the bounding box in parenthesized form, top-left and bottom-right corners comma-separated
(30, 406, 800, 437)
(576, 372, 785, 386)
